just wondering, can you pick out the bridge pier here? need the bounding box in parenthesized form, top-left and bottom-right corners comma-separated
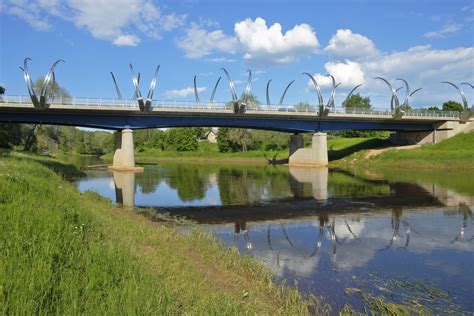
(108, 129, 143, 171)
(289, 132, 328, 167)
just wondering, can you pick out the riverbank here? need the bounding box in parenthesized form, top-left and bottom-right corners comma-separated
(0, 152, 317, 314)
(102, 136, 387, 164)
(330, 131, 474, 171)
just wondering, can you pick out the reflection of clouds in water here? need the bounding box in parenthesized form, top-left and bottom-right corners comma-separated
(108, 178, 116, 190)
(216, 210, 474, 277)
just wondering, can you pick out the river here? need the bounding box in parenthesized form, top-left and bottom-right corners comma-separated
(73, 159, 474, 313)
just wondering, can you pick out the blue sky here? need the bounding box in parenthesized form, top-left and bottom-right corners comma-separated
(1, 0, 473, 108)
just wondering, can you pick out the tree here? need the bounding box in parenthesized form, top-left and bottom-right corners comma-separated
(167, 128, 198, 152)
(0, 124, 25, 148)
(293, 101, 311, 112)
(442, 100, 463, 112)
(427, 106, 440, 111)
(0, 86, 5, 95)
(217, 127, 232, 152)
(345, 93, 371, 110)
(228, 129, 256, 151)
(34, 77, 71, 101)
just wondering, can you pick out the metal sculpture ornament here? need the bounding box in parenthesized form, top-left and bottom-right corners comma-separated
(375, 77, 404, 119)
(220, 68, 252, 114)
(442, 81, 472, 123)
(302, 73, 339, 117)
(21, 58, 64, 109)
(129, 64, 160, 112)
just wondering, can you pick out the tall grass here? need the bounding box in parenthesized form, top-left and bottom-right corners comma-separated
(0, 154, 315, 314)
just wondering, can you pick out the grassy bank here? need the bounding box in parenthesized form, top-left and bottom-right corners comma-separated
(0, 152, 317, 314)
(331, 132, 474, 171)
(101, 137, 387, 164)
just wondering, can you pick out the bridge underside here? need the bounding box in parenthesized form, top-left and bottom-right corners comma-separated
(0, 108, 437, 132)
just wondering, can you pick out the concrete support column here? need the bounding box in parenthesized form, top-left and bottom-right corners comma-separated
(108, 129, 143, 171)
(311, 132, 328, 166)
(289, 134, 304, 156)
(289, 132, 328, 167)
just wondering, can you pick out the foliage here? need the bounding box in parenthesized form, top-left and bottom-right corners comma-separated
(0, 86, 5, 95)
(344, 93, 371, 110)
(34, 77, 71, 100)
(167, 128, 198, 151)
(442, 100, 463, 112)
(293, 101, 311, 112)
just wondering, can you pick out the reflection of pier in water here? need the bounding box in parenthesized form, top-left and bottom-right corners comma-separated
(112, 166, 474, 214)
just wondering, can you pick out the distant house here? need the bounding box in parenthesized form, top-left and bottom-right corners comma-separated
(205, 128, 218, 143)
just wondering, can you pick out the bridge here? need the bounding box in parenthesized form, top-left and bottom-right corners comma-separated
(1, 95, 473, 169)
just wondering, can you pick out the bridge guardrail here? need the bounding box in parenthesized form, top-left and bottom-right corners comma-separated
(0, 95, 461, 119)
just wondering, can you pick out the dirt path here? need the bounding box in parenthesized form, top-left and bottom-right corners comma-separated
(365, 145, 421, 158)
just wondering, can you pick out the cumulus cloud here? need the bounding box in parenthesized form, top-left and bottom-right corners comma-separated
(166, 86, 206, 98)
(324, 29, 379, 61)
(176, 23, 238, 59)
(311, 60, 365, 89)
(424, 23, 462, 38)
(309, 28, 474, 108)
(234, 17, 319, 64)
(1, 0, 186, 45)
(176, 17, 319, 65)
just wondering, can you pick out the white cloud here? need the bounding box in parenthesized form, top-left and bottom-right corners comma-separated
(113, 34, 140, 46)
(424, 23, 462, 38)
(177, 23, 238, 59)
(324, 29, 379, 61)
(166, 86, 206, 98)
(309, 27, 473, 108)
(234, 17, 319, 64)
(1, 0, 185, 45)
(311, 60, 365, 89)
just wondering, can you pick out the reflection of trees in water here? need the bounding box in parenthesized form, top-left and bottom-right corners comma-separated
(167, 165, 209, 201)
(136, 169, 164, 193)
(328, 171, 391, 198)
(218, 166, 291, 204)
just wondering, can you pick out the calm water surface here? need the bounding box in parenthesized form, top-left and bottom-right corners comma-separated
(75, 160, 474, 313)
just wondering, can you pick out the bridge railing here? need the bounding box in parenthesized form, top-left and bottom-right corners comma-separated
(0, 95, 461, 118)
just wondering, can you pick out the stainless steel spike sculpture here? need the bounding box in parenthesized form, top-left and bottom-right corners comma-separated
(396, 78, 411, 109)
(279, 80, 295, 105)
(325, 75, 339, 115)
(209, 77, 221, 103)
(266, 79, 272, 105)
(342, 84, 362, 109)
(375, 77, 403, 119)
(130, 64, 160, 112)
(410, 88, 422, 97)
(221, 68, 247, 114)
(193, 75, 200, 105)
(461, 82, 474, 89)
(302, 73, 325, 116)
(110, 72, 123, 99)
(244, 69, 252, 98)
(442, 81, 471, 123)
(21, 58, 64, 109)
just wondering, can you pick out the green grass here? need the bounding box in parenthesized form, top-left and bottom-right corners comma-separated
(332, 132, 474, 170)
(102, 137, 387, 164)
(0, 153, 318, 314)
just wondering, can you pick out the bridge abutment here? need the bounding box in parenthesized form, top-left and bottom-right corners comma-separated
(389, 120, 474, 145)
(288, 132, 328, 167)
(108, 129, 144, 172)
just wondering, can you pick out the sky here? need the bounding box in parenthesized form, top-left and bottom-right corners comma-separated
(1, 0, 473, 109)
